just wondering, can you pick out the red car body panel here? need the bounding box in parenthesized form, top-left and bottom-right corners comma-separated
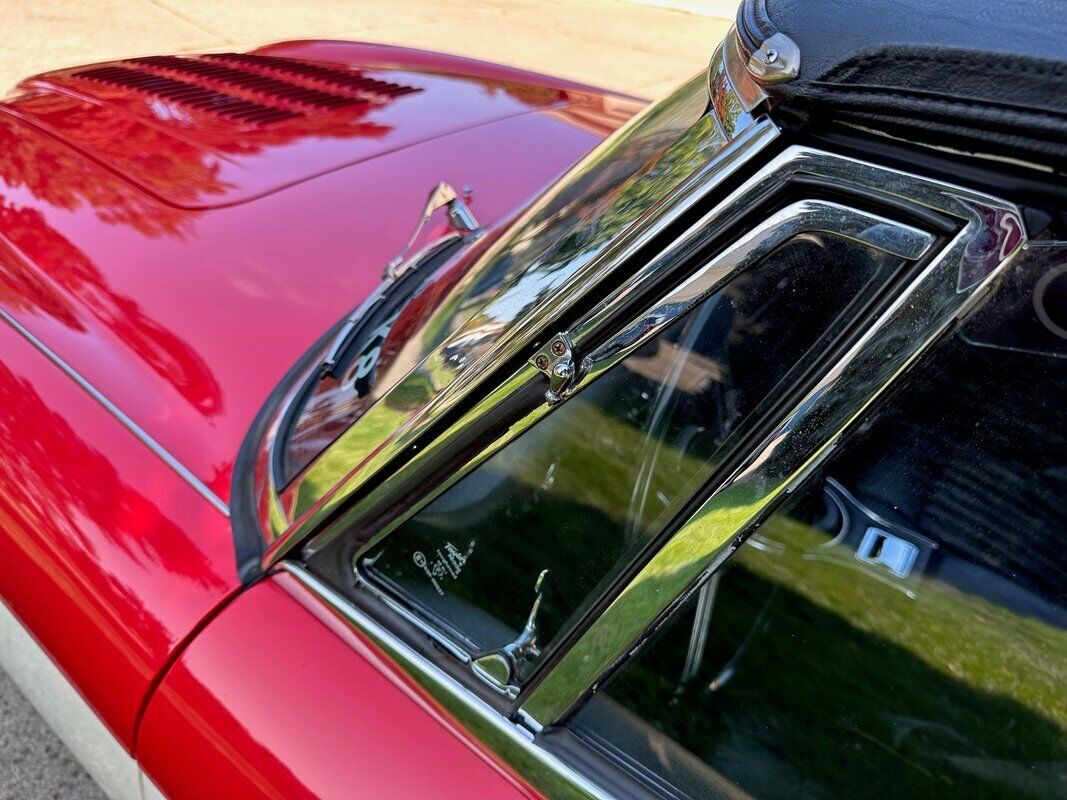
(139, 572, 539, 799)
(0, 316, 238, 747)
(0, 41, 636, 502)
(0, 39, 640, 765)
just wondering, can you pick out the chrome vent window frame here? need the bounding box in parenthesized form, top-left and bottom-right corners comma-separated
(518, 158, 1026, 728)
(319, 198, 934, 699)
(301, 141, 1027, 698)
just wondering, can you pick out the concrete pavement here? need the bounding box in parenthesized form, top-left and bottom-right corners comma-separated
(1, 0, 733, 100)
(0, 668, 106, 800)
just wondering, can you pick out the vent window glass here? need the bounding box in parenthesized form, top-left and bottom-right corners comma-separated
(569, 254, 1067, 800)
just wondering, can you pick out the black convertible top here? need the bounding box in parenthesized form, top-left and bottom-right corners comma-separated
(737, 0, 1067, 165)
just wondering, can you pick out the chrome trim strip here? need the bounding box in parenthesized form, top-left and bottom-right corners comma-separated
(279, 562, 616, 800)
(0, 596, 142, 800)
(252, 71, 719, 545)
(0, 308, 230, 517)
(353, 563, 474, 664)
(571, 199, 932, 395)
(520, 157, 1026, 725)
(713, 27, 768, 135)
(265, 108, 780, 563)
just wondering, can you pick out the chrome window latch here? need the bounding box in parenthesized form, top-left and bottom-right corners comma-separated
(530, 333, 581, 405)
(472, 569, 549, 695)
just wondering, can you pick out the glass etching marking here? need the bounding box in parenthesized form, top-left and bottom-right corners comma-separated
(413, 541, 475, 596)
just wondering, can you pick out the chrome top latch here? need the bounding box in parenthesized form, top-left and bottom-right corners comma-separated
(384, 181, 480, 282)
(746, 32, 800, 85)
(530, 332, 581, 405)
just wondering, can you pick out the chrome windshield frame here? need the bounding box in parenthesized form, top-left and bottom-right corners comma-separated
(260, 32, 780, 567)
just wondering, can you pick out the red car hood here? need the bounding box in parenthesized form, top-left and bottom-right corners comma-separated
(0, 41, 641, 504)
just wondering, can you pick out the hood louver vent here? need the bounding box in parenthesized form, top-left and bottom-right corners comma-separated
(203, 53, 421, 99)
(128, 56, 365, 111)
(73, 65, 304, 125)
(72, 54, 421, 127)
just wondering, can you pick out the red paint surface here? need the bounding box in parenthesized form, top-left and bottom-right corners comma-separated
(139, 572, 540, 800)
(0, 44, 637, 502)
(12, 47, 582, 209)
(257, 40, 643, 97)
(0, 42, 637, 760)
(0, 318, 238, 746)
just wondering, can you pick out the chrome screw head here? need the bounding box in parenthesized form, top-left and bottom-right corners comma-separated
(534, 355, 550, 371)
(747, 32, 800, 84)
(551, 339, 567, 356)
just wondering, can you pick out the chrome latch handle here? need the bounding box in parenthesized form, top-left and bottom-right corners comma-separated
(471, 569, 549, 694)
(384, 181, 480, 281)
